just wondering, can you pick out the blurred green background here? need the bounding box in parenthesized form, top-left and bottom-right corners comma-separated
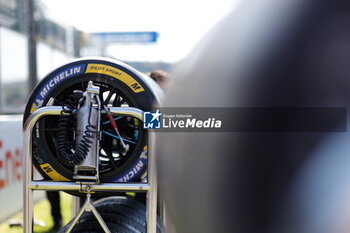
(0, 192, 72, 233)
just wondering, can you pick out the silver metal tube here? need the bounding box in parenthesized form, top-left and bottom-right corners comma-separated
(95, 95, 101, 181)
(23, 133, 33, 233)
(66, 191, 111, 233)
(109, 107, 143, 121)
(28, 181, 150, 191)
(72, 196, 80, 217)
(91, 202, 111, 233)
(66, 197, 90, 233)
(23, 107, 62, 233)
(147, 131, 158, 233)
(23, 106, 144, 132)
(23, 106, 146, 232)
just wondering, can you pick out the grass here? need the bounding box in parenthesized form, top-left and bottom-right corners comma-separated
(0, 192, 72, 233)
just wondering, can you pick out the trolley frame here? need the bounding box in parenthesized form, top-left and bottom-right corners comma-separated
(23, 106, 158, 233)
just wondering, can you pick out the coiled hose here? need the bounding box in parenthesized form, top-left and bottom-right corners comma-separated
(56, 98, 97, 166)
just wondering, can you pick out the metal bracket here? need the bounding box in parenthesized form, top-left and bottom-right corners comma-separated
(65, 186, 110, 233)
(23, 106, 158, 233)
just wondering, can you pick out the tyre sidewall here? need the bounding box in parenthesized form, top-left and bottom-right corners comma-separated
(23, 58, 155, 183)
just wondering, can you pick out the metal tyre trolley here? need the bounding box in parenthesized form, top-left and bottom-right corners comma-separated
(23, 106, 158, 233)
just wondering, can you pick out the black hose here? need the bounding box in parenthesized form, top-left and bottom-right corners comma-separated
(56, 98, 97, 166)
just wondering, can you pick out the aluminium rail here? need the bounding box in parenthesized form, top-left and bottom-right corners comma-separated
(23, 106, 158, 233)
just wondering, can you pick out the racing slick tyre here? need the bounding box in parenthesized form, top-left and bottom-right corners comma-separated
(23, 58, 161, 191)
(58, 197, 163, 233)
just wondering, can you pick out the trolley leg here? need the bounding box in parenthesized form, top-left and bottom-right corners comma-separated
(147, 132, 158, 233)
(65, 198, 88, 233)
(72, 196, 80, 217)
(24, 128, 34, 233)
(66, 189, 111, 233)
(90, 203, 110, 232)
(23, 187, 33, 233)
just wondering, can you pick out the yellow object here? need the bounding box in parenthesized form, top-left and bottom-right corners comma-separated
(40, 163, 70, 181)
(85, 64, 145, 93)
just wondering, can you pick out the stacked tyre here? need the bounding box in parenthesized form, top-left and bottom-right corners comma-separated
(59, 197, 163, 233)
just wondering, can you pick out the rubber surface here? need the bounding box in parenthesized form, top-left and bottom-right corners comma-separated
(23, 57, 159, 184)
(58, 197, 163, 233)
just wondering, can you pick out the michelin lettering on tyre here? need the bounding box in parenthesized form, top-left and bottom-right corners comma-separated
(30, 64, 87, 113)
(115, 146, 148, 182)
(30, 63, 145, 114)
(26, 60, 150, 184)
